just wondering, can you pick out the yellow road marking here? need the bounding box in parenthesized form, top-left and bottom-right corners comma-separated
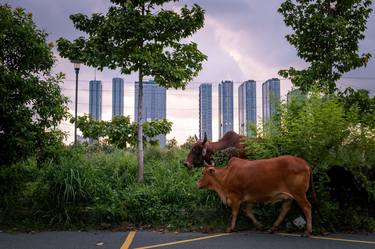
(135, 233, 229, 249)
(277, 232, 375, 245)
(120, 231, 137, 249)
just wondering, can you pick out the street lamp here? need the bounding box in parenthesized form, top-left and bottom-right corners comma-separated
(72, 60, 81, 144)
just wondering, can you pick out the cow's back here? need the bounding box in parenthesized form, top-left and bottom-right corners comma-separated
(224, 156, 311, 202)
(215, 131, 246, 158)
(218, 131, 242, 147)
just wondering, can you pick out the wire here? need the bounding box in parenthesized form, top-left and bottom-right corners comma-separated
(342, 76, 375, 81)
(62, 76, 375, 83)
(61, 79, 288, 84)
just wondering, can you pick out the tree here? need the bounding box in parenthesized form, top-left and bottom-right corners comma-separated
(339, 87, 375, 127)
(57, 0, 206, 182)
(0, 5, 69, 166)
(75, 115, 172, 148)
(278, 0, 373, 94)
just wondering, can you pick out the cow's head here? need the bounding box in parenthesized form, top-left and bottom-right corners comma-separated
(184, 133, 208, 169)
(197, 166, 216, 189)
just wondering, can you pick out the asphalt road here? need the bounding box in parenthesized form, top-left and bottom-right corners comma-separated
(0, 230, 374, 249)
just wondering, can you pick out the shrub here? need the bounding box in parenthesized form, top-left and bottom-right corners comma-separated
(212, 147, 241, 167)
(0, 159, 38, 209)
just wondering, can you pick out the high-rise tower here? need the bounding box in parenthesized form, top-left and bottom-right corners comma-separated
(89, 80, 102, 121)
(238, 80, 256, 136)
(199, 83, 212, 140)
(262, 78, 280, 124)
(218, 80, 234, 138)
(112, 77, 124, 117)
(134, 80, 167, 147)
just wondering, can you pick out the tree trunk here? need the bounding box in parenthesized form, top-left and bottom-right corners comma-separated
(137, 70, 144, 182)
(137, 3, 146, 183)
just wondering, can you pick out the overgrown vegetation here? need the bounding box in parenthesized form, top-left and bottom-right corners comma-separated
(244, 91, 375, 231)
(0, 145, 231, 232)
(1, 116, 374, 233)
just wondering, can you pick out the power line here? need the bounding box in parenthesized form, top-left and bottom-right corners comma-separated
(62, 79, 288, 84)
(341, 76, 375, 80)
(68, 102, 264, 110)
(61, 87, 200, 94)
(338, 81, 375, 92)
(62, 76, 375, 84)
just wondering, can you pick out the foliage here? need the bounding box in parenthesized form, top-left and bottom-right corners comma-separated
(106, 116, 136, 148)
(0, 159, 38, 209)
(244, 91, 375, 230)
(56, 1, 206, 87)
(57, 0, 207, 182)
(212, 147, 241, 167)
(1, 141, 374, 232)
(181, 135, 197, 150)
(0, 5, 69, 166)
(74, 115, 172, 148)
(278, 0, 373, 94)
(74, 115, 107, 142)
(166, 137, 178, 150)
(339, 87, 375, 128)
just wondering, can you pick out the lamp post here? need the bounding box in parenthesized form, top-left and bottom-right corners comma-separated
(73, 61, 81, 144)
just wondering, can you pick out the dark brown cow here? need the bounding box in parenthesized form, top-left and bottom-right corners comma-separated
(197, 156, 318, 236)
(184, 131, 246, 169)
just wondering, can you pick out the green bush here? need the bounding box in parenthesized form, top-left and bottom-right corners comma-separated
(212, 147, 241, 167)
(0, 159, 38, 209)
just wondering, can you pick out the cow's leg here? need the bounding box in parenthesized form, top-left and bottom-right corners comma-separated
(268, 199, 293, 233)
(244, 203, 264, 230)
(227, 199, 241, 233)
(295, 195, 312, 237)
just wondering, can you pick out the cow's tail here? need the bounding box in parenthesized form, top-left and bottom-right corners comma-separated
(309, 167, 323, 221)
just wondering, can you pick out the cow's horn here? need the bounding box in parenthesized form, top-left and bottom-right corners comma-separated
(194, 134, 198, 141)
(202, 132, 207, 144)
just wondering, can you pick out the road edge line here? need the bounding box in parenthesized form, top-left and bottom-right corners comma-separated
(277, 232, 375, 245)
(135, 233, 229, 249)
(120, 231, 137, 249)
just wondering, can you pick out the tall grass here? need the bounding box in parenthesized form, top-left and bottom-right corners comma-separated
(0, 144, 229, 230)
(1, 139, 374, 232)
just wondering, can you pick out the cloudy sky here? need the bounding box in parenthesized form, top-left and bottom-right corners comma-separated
(4, 0, 375, 143)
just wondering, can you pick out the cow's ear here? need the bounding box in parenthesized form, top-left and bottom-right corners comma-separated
(208, 167, 215, 175)
(202, 147, 207, 156)
(202, 132, 207, 145)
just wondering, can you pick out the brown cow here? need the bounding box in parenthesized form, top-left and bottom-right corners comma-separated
(197, 156, 317, 236)
(184, 131, 246, 169)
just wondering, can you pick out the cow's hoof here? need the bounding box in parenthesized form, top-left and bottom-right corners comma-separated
(267, 228, 275, 234)
(226, 227, 233, 233)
